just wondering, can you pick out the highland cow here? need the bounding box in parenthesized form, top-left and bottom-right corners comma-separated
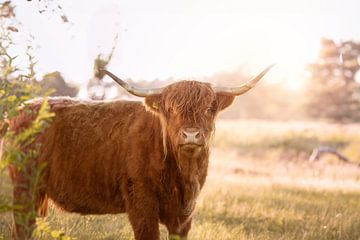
(5, 66, 273, 239)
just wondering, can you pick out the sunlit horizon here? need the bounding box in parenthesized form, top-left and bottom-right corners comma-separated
(10, 0, 360, 92)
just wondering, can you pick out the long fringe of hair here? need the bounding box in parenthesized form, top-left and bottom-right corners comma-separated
(163, 81, 215, 122)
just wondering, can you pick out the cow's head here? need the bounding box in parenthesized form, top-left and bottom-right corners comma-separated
(102, 66, 273, 157)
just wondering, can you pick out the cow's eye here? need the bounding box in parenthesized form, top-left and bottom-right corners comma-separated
(206, 107, 213, 115)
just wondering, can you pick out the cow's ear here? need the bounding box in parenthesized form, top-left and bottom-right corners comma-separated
(144, 94, 162, 112)
(216, 93, 236, 112)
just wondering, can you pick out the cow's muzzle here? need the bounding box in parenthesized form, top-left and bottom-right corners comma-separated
(179, 127, 205, 147)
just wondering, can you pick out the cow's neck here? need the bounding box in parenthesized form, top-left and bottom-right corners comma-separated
(162, 145, 210, 214)
(174, 147, 209, 180)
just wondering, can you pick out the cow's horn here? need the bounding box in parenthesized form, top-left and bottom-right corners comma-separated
(213, 64, 275, 96)
(102, 69, 164, 97)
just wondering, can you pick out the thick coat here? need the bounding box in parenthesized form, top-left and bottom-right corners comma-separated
(6, 64, 273, 239)
(7, 81, 236, 240)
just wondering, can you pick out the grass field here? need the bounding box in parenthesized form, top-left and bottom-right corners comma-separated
(1, 119, 360, 239)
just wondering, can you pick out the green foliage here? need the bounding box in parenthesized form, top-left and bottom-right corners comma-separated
(34, 219, 72, 240)
(0, 1, 73, 238)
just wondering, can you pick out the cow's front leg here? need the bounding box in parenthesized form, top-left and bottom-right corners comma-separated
(166, 217, 192, 240)
(125, 180, 160, 240)
(127, 210, 160, 240)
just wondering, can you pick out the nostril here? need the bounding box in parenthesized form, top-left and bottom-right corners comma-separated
(182, 131, 188, 139)
(195, 131, 201, 139)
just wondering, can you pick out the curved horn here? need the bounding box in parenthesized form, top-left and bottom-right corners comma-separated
(101, 69, 164, 97)
(213, 64, 275, 96)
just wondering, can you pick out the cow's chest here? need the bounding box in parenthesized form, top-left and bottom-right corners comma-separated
(161, 177, 201, 217)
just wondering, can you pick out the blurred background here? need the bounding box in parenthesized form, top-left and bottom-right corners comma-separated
(2, 0, 360, 121)
(2, 0, 360, 239)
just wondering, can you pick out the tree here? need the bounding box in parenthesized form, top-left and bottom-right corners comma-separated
(306, 38, 360, 122)
(40, 71, 78, 97)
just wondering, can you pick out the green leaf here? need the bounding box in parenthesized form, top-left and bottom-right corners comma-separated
(7, 95, 17, 102)
(51, 230, 63, 238)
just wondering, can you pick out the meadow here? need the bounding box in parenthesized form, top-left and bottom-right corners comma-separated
(1, 119, 360, 240)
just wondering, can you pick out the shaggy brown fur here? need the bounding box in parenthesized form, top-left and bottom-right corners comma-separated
(6, 81, 235, 240)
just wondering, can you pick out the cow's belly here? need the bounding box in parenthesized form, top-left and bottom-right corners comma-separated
(47, 183, 126, 214)
(50, 196, 126, 215)
(45, 165, 126, 215)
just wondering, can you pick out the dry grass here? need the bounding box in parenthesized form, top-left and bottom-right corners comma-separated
(2, 120, 360, 239)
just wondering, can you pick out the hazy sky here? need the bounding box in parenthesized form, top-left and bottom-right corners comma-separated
(10, 0, 360, 89)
